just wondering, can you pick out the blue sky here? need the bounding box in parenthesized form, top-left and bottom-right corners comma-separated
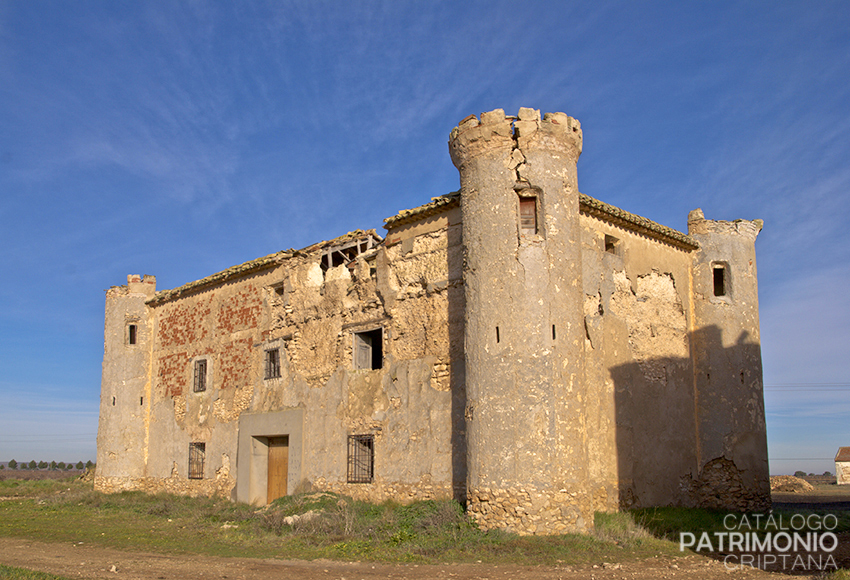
(0, 1, 848, 474)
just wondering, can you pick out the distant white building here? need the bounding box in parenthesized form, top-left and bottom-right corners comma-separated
(835, 447, 850, 485)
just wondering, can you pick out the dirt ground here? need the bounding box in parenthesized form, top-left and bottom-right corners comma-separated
(1, 486, 848, 580)
(0, 537, 783, 580)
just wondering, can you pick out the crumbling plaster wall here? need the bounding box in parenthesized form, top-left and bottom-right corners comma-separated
(99, 219, 462, 503)
(837, 462, 850, 485)
(580, 216, 697, 510)
(143, 270, 274, 497)
(262, 220, 463, 502)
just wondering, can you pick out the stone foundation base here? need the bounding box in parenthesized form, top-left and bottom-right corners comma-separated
(94, 474, 235, 498)
(467, 485, 592, 535)
(313, 477, 453, 504)
(692, 457, 771, 512)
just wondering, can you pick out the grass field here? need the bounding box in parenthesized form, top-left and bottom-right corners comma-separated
(0, 478, 679, 566)
(0, 477, 848, 578)
(0, 564, 73, 580)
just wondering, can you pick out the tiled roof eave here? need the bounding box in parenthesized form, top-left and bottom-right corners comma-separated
(383, 192, 460, 230)
(580, 194, 699, 251)
(384, 191, 697, 250)
(147, 251, 292, 306)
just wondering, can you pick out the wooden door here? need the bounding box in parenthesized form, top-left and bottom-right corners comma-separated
(267, 436, 289, 503)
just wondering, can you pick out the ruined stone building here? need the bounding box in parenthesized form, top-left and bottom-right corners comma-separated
(96, 108, 770, 534)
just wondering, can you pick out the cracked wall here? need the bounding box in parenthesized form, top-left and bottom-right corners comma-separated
(98, 220, 464, 505)
(451, 107, 592, 534)
(580, 214, 696, 511)
(97, 106, 769, 530)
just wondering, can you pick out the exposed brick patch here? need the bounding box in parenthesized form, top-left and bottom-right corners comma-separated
(158, 352, 189, 397)
(217, 288, 262, 335)
(218, 338, 254, 389)
(158, 298, 212, 348)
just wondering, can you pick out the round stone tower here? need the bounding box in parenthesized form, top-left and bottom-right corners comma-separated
(687, 210, 771, 511)
(449, 108, 592, 534)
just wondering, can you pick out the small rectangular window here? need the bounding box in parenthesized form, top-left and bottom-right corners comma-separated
(713, 265, 726, 297)
(193, 359, 207, 393)
(353, 328, 383, 370)
(128, 324, 137, 345)
(604, 235, 619, 255)
(265, 348, 281, 379)
(188, 442, 205, 479)
(347, 434, 374, 483)
(519, 196, 537, 235)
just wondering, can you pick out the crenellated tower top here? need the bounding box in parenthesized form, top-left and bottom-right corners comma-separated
(448, 107, 582, 172)
(687, 208, 763, 242)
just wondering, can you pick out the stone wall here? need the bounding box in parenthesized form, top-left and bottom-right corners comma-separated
(451, 108, 592, 534)
(97, 105, 770, 533)
(837, 463, 850, 485)
(142, 268, 274, 491)
(688, 210, 771, 512)
(100, 222, 464, 505)
(580, 214, 696, 511)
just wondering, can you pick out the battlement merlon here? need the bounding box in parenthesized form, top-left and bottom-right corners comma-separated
(105, 274, 157, 299)
(687, 208, 763, 241)
(448, 108, 582, 168)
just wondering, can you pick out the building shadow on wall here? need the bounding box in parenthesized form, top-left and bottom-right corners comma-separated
(447, 224, 467, 505)
(610, 325, 768, 511)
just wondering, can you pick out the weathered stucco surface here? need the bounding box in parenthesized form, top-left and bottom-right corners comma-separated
(97, 224, 464, 504)
(96, 107, 770, 534)
(580, 215, 695, 512)
(837, 464, 850, 485)
(450, 107, 592, 534)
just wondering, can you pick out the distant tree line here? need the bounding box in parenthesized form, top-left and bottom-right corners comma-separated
(1, 460, 94, 470)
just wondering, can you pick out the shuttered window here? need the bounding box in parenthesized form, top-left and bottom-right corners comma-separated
(519, 196, 537, 235)
(353, 329, 382, 370)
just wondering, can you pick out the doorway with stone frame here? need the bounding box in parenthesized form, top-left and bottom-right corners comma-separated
(236, 409, 303, 506)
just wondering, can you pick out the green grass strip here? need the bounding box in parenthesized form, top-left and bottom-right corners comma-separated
(0, 564, 74, 580)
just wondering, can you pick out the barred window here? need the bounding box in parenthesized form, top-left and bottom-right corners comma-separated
(188, 442, 205, 479)
(193, 359, 207, 393)
(265, 348, 281, 379)
(347, 434, 374, 483)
